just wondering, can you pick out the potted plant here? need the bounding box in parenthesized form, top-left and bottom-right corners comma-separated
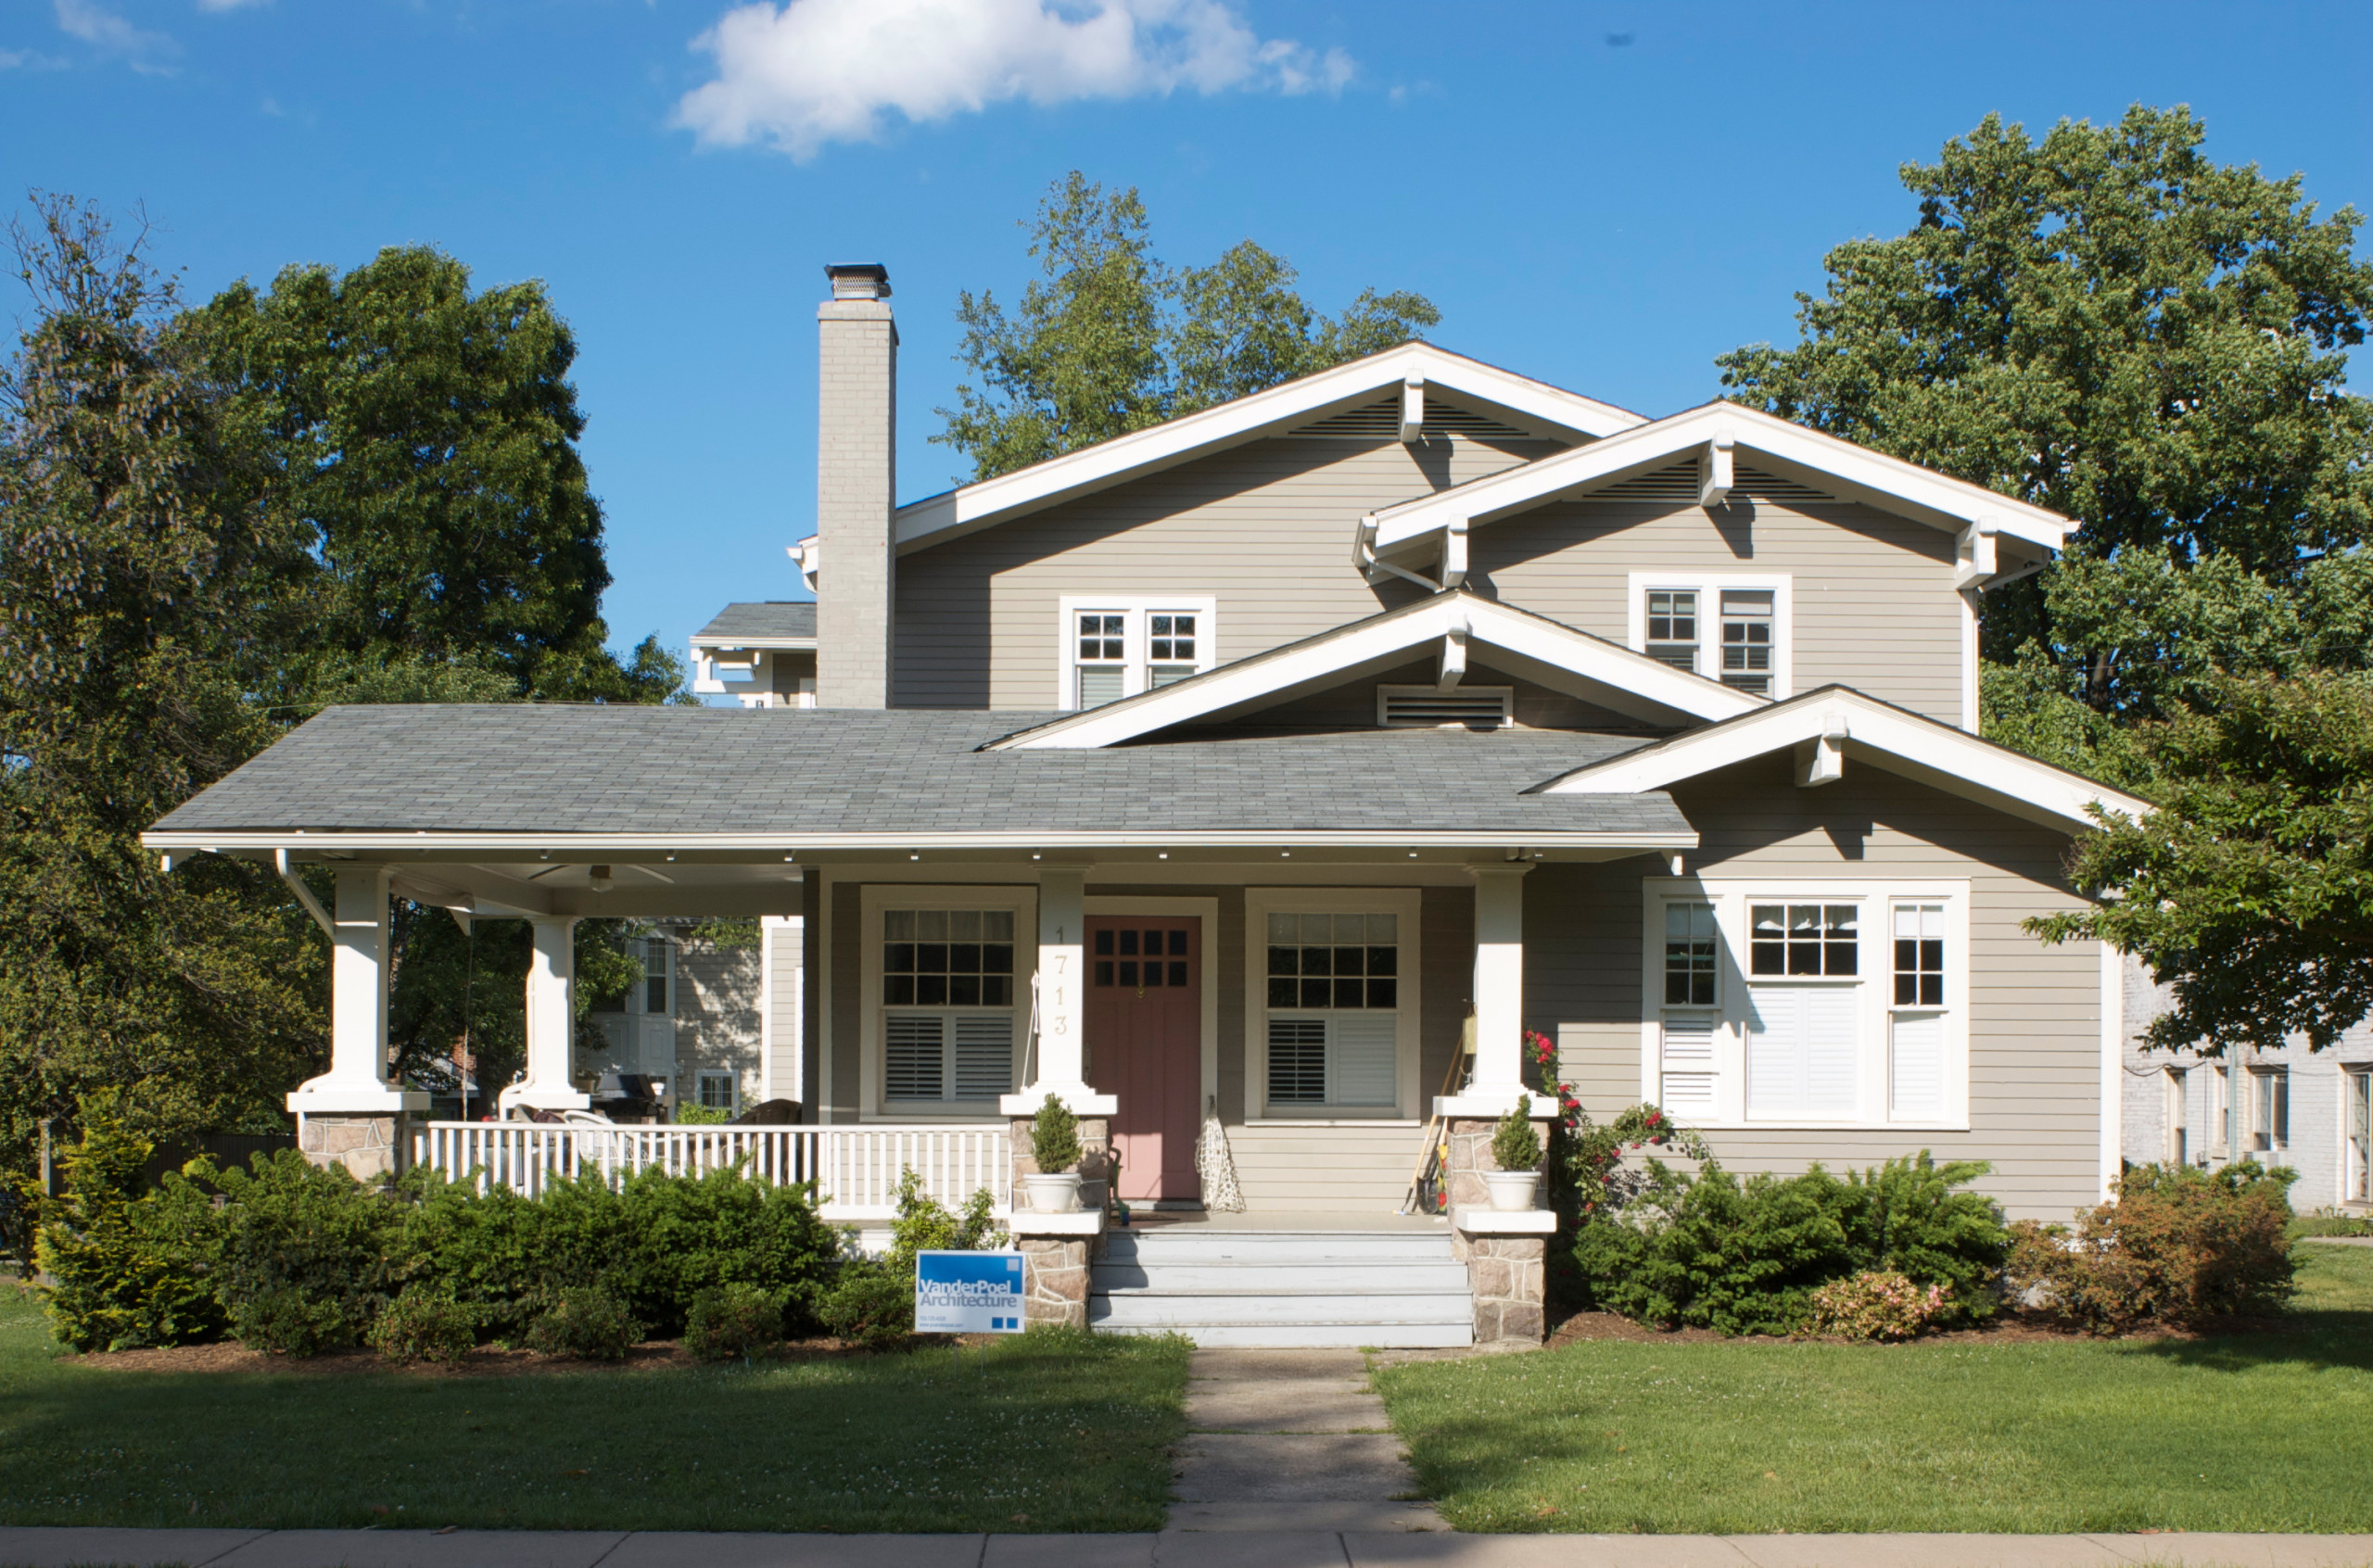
(1022, 1094, 1084, 1212)
(1485, 1105, 1542, 1211)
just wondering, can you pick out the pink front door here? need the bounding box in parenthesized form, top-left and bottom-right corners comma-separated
(1085, 916, 1201, 1204)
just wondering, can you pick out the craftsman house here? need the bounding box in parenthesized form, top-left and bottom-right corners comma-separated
(144, 263, 2148, 1345)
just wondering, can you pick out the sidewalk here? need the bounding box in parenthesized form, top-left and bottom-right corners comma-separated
(2, 1527, 2372, 1568)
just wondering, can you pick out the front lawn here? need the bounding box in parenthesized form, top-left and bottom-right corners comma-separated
(0, 1289, 1187, 1533)
(1375, 1244, 2373, 1534)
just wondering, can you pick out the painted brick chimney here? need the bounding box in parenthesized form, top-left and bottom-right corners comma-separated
(815, 262, 896, 709)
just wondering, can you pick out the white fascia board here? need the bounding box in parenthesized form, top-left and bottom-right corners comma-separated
(1368, 403, 2073, 563)
(690, 636, 818, 651)
(141, 828, 1696, 854)
(987, 594, 1764, 751)
(890, 345, 1647, 555)
(1536, 689, 2149, 833)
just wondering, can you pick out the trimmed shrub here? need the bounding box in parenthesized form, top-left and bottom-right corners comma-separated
(209, 1151, 402, 1354)
(527, 1285, 641, 1359)
(818, 1259, 913, 1349)
(1573, 1152, 2009, 1335)
(370, 1285, 476, 1363)
(2008, 1160, 2296, 1333)
(685, 1283, 784, 1360)
(34, 1097, 230, 1352)
(1808, 1270, 1949, 1341)
(1490, 1106, 1542, 1172)
(1031, 1094, 1081, 1173)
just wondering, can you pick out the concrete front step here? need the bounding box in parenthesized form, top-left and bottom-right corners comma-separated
(1104, 1230, 1454, 1264)
(1092, 1290, 1471, 1328)
(1112, 1319, 1474, 1348)
(1092, 1261, 1471, 1293)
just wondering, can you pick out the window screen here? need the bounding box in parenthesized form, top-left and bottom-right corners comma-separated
(1751, 904, 1858, 977)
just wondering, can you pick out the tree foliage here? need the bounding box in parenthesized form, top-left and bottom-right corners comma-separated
(936, 171, 1440, 479)
(1720, 109, 2373, 1055)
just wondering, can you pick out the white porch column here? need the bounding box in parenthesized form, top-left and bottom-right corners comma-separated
(502, 916, 591, 1114)
(1437, 864, 1552, 1119)
(1001, 866, 1116, 1117)
(288, 866, 424, 1115)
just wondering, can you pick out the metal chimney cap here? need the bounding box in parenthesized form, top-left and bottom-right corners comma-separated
(825, 263, 891, 300)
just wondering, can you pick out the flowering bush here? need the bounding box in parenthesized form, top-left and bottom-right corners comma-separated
(1520, 1030, 1712, 1220)
(1809, 1270, 1948, 1341)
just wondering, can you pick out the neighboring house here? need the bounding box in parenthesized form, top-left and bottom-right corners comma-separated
(578, 922, 802, 1118)
(2120, 955, 2373, 1214)
(691, 602, 818, 708)
(145, 260, 2150, 1266)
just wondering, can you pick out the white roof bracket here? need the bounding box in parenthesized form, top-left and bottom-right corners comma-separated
(274, 847, 336, 939)
(1438, 610, 1469, 691)
(1698, 429, 1735, 510)
(1442, 517, 1470, 590)
(1954, 517, 1999, 590)
(1400, 374, 1425, 445)
(1355, 515, 1444, 593)
(1796, 712, 1847, 788)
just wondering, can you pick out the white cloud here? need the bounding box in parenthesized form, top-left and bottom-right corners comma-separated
(675, 0, 1354, 160)
(197, 0, 274, 11)
(54, 0, 179, 72)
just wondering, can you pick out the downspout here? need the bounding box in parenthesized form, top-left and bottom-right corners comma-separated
(1354, 515, 1446, 594)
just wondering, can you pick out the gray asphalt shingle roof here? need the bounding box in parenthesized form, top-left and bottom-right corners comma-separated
(148, 705, 1683, 840)
(692, 602, 818, 640)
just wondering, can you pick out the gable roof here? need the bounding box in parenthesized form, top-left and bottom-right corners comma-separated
(693, 602, 817, 644)
(141, 704, 1693, 854)
(834, 344, 1647, 564)
(1532, 685, 2149, 833)
(1364, 401, 2073, 585)
(984, 588, 1765, 751)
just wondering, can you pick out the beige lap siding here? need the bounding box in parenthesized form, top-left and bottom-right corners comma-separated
(1527, 752, 2102, 1222)
(892, 436, 1556, 710)
(1472, 467, 1965, 726)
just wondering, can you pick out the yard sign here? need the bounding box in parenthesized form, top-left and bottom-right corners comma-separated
(914, 1249, 1027, 1334)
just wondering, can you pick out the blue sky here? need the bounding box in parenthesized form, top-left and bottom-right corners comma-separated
(5, 0, 2368, 680)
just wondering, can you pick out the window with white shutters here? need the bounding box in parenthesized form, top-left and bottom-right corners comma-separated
(880, 907, 1020, 1106)
(1888, 904, 1948, 1122)
(1746, 984, 1860, 1120)
(1659, 1014, 1717, 1111)
(1252, 896, 1417, 1116)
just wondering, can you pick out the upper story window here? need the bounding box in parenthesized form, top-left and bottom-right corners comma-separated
(1058, 595, 1217, 710)
(1627, 575, 1791, 698)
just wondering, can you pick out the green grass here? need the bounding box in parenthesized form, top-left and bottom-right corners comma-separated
(0, 1290, 1187, 1533)
(1375, 1246, 2373, 1535)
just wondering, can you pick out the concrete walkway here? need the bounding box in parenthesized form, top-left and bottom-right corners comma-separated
(1, 1527, 2371, 1568)
(1168, 1347, 1440, 1532)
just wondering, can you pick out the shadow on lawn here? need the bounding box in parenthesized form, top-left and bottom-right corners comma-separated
(2114, 1301, 2373, 1375)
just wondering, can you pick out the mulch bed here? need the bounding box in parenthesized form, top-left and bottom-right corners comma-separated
(1542, 1305, 2301, 1348)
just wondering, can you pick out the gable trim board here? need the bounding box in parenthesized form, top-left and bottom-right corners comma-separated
(984, 590, 1765, 751)
(812, 345, 1646, 570)
(1362, 402, 2073, 581)
(1534, 686, 2151, 835)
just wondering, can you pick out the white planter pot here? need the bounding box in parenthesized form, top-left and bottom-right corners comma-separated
(1022, 1172, 1083, 1213)
(1483, 1170, 1540, 1212)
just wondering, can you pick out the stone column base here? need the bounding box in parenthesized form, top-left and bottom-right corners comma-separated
(1018, 1236, 1091, 1328)
(299, 1112, 410, 1182)
(1453, 1230, 1548, 1343)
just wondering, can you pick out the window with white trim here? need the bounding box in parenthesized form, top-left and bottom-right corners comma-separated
(1057, 595, 1218, 709)
(1643, 880, 1967, 1129)
(862, 891, 1031, 1113)
(2209, 1065, 2231, 1157)
(2246, 1067, 2289, 1158)
(697, 1070, 737, 1113)
(2348, 1071, 2371, 1201)
(2164, 1068, 2189, 1167)
(1249, 891, 1421, 1119)
(1626, 574, 1792, 697)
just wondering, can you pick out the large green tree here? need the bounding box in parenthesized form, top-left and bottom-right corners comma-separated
(1719, 107, 2373, 1056)
(937, 171, 1441, 480)
(184, 245, 683, 705)
(0, 197, 324, 1196)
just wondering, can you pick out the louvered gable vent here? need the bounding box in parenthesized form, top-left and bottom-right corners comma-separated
(1287, 397, 1537, 442)
(1588, 462, 1844, 506)
(1376, 684, 1514, 729)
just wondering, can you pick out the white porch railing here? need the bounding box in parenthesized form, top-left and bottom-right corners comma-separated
(410, 1121, 1010, 1220)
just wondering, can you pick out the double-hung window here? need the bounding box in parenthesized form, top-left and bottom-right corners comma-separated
(1059, 595, 1217, 709)
(1250, 891, 1420, 1119)
(2164, 1068, 2189, 1167)
(1627, 575, 1791, 697)
(696, 1071, 737, 1113)
(864, 887, 1032, 1114)
(2348, 1072, 2371, 1202)
(2247, 1067, 2290, 1158)
(2209, 1066, 2231, 1157)
(1643, 880, 1965, 1129)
